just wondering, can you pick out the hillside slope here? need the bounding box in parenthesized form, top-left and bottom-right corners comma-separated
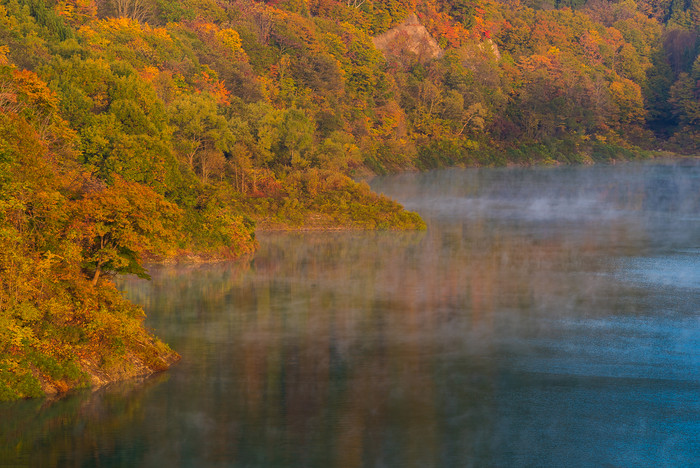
(1, 0, 698, 399)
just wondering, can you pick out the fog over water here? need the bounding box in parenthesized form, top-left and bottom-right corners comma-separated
(1, 160, 699, 467)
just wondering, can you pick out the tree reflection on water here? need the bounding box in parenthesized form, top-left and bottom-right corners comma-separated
(2, 162, 699, 467)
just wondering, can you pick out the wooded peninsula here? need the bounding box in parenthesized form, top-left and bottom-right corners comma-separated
(0, 0, 698, 399)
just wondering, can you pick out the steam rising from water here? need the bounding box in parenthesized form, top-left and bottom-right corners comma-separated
(2, 160, 698, 467)
(373, 160, 700, 286)
(373, 161, 700, 222)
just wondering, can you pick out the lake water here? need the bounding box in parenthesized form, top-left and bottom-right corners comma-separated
(2, 161, 699, 467)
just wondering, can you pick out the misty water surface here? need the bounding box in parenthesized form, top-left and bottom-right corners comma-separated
(1, 161, 699, 467)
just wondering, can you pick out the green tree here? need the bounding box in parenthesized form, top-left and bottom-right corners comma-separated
(275, 108, 314, 169)
(169, 92, 235, 181)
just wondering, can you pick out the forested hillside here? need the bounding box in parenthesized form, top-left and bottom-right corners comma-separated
(1, 0, 698, 399)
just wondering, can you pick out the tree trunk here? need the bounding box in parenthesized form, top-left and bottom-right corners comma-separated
(92, 267, 101, 286)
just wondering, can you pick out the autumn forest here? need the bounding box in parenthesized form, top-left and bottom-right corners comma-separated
(0, 0, 698, 399)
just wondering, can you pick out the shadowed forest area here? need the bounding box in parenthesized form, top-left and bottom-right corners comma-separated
(0, 0, 698, 399)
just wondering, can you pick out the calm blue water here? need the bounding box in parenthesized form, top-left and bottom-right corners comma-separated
(1, 161, 699, 467)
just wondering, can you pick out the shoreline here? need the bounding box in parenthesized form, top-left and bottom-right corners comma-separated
(7, 153, 697, 402)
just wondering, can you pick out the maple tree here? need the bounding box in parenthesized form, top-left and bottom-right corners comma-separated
(77, 176, 180, 285)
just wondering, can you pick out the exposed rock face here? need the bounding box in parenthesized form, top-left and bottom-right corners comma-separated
(480, 38, 501, 61)
(38, 340, 180, 397)
(373, 14, 443, 63)
(81, 348, 180, 391)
